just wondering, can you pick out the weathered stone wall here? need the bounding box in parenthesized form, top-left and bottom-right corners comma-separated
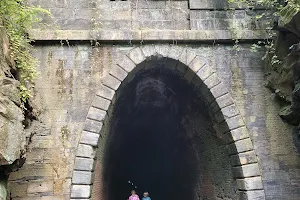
(4, 0, 300, 199)
(31, 0, 190, 30)
(216, 46, 300, 199)
(6, 44, 300, 199)
(30, 0, 268, 31)
(8, 44, 95, 199)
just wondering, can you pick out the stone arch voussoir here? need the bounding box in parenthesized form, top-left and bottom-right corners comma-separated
(70, 45, 265, 200)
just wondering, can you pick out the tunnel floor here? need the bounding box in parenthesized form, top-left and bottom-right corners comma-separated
(102, 65, 236, 200)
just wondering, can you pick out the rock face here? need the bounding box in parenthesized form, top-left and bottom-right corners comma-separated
(0, 179, 7, 200)
(266, 13, 300, 128)
(284, 13, 300, 38)
(0, 23, 24, 165)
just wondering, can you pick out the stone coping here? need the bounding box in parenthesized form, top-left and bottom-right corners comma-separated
(29, 29, 271, 42)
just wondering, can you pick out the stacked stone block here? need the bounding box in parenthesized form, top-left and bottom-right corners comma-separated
(7, 40, 300, 199)
(68, 45, 265, 199)
(5, 1, 298, 199)
(190, 10, 269, 31)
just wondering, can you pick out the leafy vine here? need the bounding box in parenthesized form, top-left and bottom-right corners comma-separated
(0, 0, 50, 102)
(228, 0, 300, 65)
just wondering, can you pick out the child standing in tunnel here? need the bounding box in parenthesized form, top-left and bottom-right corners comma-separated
(128, 190, 140, 200)
(142, 192, 151, 200)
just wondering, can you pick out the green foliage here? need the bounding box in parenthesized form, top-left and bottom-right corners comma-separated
(229, 0, 300, 65)
(228, 0, 300, 24)
(279, 0, 300, 23)
(250, 43, 262, 52)
(0, 0, 50, 102)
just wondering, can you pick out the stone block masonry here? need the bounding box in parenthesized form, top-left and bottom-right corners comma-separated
(7, 43, 299, 200)
(190, 10, 269, 31)
(30, 0, 268, 31)
(2, 0, 299, 200)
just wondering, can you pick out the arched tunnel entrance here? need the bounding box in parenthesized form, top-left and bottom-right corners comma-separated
(100, 58, 236, 200)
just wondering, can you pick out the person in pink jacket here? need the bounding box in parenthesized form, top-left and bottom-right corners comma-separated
(128, 190, 140, 200)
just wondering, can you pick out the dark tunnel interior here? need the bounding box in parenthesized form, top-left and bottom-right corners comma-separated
(102, 61, 235, 200)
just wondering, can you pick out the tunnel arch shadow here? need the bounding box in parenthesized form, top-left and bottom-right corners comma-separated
(70, 45, 265, 200)
(102, 65, 233, 200)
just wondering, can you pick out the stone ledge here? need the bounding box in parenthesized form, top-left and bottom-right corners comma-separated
(29, 29, 270, 42)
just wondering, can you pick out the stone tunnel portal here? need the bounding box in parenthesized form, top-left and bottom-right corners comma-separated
(102, 59, 236, 200)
